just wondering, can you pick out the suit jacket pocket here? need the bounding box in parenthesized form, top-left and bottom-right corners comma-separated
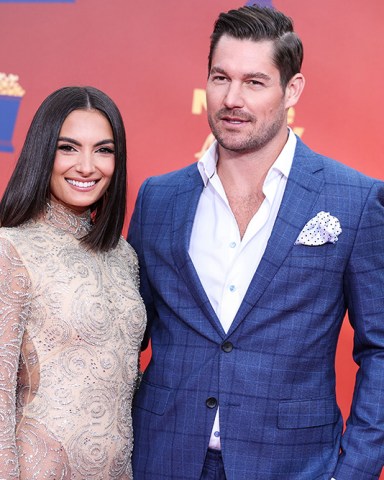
(278, 395, 340, 429)
(133, 379, 171, 415)
(291, 242, 338, 258)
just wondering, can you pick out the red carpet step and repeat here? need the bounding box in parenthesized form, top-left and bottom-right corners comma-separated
(1, 2, 383, 474)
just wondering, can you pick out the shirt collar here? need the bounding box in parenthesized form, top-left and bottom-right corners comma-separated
(197, 140, 218, 187)
(197, 128, 297, 187)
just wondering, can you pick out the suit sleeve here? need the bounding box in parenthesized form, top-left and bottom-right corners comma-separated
(334, 182, 384, 479)
(127, 179, 154, 352)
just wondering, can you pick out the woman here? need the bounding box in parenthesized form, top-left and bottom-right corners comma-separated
(0, 86, 146, 479)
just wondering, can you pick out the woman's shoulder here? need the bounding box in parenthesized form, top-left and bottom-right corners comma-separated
(114, 236, 138, 258)
(0, 229, 14, 254)
(110, 237, 140, 282)
(0, 225, 23, 245)
(0, 227, 32, 284)
(105, 236, 139, 270)
(0, 221, 40, 248)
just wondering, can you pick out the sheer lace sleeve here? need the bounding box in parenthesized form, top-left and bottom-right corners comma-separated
(0, 236, 31, 479)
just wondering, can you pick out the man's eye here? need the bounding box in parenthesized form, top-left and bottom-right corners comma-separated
(212, 76, 227, 82)
(249, 80, 263, 86)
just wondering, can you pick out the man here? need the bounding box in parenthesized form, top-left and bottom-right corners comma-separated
(128, 5, 384, 479)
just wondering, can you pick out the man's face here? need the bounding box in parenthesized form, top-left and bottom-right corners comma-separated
(206, 35, 290, 155)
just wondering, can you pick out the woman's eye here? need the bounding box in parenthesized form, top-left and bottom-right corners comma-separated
(97, 147, 115, 154)
(57, 144, 76, 152)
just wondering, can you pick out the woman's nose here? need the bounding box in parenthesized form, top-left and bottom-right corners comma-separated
(76, 152, 96, 175)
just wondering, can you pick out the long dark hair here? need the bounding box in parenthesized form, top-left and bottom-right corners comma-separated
(0, 86, 127, 252)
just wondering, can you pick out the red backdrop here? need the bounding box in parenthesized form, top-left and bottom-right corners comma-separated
(1, 1, 383, 474)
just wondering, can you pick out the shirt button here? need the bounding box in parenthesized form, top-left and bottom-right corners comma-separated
(221, 341, 233, 353)
(229, 285, 236, 292)
(214, 431, 220, 438)
(229, 241, 236, 248)
(206, 397, 217, 409)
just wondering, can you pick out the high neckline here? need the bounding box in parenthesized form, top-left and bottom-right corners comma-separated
(43, 200, 93, 239)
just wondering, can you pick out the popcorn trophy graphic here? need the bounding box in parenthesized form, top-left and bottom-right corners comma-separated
(0, 73, 26, 153)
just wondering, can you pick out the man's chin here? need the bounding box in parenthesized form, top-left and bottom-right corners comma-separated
(215, 136, 262, 154)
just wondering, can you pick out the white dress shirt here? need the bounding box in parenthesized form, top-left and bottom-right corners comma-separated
(189, 129, 297, 450)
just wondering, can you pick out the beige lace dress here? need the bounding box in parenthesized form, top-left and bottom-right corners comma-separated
(0, 202, 146, 479)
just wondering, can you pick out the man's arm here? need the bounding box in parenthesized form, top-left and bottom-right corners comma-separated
(128, 179, 154, 351)
(334, 182, 384, 479)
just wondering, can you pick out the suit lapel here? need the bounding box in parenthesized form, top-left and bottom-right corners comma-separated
(228, 139, 325, 335)
(171, 166, 225, 339)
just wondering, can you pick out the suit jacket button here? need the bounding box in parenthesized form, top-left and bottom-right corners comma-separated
(222, 341, 233, 353)
(206, 397, 217, 409)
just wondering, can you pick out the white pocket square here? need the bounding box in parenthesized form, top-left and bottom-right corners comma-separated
(294, 211, 342, 246)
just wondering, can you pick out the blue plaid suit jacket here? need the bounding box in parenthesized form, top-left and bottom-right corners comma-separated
(128, 138, 384, 480)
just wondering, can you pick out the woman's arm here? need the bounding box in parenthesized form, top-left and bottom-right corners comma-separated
(0, 237, 31, 479)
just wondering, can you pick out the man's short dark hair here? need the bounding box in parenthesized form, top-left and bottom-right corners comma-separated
(208, 5, 303, 89)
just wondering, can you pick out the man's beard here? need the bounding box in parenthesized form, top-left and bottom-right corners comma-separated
(208, 106, 286, 154)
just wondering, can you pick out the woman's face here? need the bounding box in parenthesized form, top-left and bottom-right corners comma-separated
(50, 109, 115, 213)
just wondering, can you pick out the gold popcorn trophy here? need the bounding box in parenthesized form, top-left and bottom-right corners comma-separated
(0, 73, 26, 153)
